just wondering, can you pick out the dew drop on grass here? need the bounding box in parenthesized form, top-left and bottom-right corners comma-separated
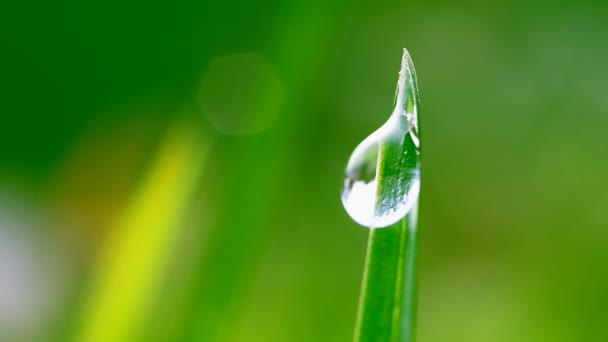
(341, 49, 421, 228)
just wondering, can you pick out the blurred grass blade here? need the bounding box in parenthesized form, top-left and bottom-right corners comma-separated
(76, 121, 210, 342)
(178, 2, 347, 341)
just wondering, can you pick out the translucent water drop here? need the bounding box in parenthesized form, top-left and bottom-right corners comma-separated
(341, 49, 421, 228)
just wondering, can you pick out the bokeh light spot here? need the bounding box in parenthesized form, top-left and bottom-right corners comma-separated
(199, 53, 284, 135)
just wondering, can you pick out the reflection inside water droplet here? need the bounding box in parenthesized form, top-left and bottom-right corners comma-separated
(341, 49, 420, 228)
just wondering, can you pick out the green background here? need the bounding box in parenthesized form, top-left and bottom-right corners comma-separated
(1, 0, 608, 341)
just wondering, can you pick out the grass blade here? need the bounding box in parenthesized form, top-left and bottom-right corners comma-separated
(354, 207, 418, 342)
(354, 49, 421, 342)
(76, 121, 209, 342)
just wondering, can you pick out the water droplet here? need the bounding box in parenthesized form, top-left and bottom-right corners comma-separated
(341, 49, 421, 228)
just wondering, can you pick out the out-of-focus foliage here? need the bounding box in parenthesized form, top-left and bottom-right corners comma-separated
(1, 0, 608, 341)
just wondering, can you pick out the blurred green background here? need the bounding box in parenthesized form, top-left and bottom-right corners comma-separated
(1, 0, 608, 341)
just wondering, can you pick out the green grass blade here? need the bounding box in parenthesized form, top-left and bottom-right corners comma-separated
(354, 49, 421, 342)
(354, 160, 419, 342)
(354, 209, 418, 342)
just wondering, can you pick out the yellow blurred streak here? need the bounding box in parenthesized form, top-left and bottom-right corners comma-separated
(50, 115, 162, 244)
(76, 122, 210, 342)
